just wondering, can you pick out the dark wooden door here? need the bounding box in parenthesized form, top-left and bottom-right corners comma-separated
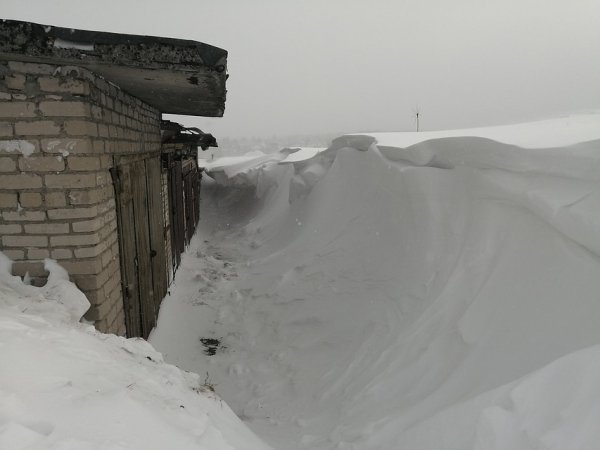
(145, 157, 168, 313)
(183, 168, 194, 244)
(169, 160, 185, 269)
(113, 156, 168, 339)
(130, 159, 155, 338)
(182, 160, 200, 245)
(113, 163, 143, 337)
(193, 170, 201, 226)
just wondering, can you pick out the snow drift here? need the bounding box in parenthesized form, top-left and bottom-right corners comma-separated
(0, 253, 270, 450)
(151, 114, 600, 449)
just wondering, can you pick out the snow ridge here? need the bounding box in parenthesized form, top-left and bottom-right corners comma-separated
(152, 114, 600, 449)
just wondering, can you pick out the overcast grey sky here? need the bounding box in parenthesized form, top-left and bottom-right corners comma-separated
(4, 0, 600, 138)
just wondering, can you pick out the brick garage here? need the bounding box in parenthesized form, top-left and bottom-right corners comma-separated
(0, 20, 227, 337)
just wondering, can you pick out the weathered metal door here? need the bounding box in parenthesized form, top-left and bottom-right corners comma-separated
(113, 155, 168, 338)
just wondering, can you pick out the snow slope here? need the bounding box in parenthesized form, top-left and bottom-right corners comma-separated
(151, 113, 600, 449)
(0, 254, 271, 450)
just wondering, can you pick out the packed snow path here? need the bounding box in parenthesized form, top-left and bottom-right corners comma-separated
(151, 114, 600, 450)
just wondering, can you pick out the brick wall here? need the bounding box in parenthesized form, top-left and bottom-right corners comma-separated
(0, 60, 162, 335)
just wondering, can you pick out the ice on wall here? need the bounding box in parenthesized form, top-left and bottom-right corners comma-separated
(0, 140, 36, 157)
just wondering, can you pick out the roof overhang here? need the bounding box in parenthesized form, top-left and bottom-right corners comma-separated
(0, 19, 228, 117)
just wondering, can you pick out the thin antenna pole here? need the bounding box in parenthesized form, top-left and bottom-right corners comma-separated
(413, 106, 420, 132)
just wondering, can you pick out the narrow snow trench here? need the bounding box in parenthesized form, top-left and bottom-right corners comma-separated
(151, 126, 600, 450)
(150, 179, 328, 449)
(150, 179, 349, 449)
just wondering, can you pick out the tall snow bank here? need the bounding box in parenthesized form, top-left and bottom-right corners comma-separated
(0, 253, 271, 450)
(395, 343, 600, 450)
(153, 113, 600, 450)
(205, 146, 332, 239)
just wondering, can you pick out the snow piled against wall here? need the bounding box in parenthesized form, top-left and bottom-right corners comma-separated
(157, 113, 600, 449)
(0, 253, 271, 450)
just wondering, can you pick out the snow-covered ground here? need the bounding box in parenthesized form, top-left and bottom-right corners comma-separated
(0, 254, 271, 450)
(3, 113, 599, 450)
(150, 113, 600, 449)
